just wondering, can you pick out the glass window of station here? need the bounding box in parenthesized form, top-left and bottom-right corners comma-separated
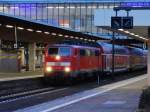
(0, 2, 120, 37)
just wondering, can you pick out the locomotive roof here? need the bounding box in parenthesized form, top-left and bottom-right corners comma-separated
(97, 42, 129, 54)
(48, 44, 99, 49)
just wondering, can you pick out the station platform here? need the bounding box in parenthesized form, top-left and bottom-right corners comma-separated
(15, 75, 147, 112)
(0, 70, 43, 82)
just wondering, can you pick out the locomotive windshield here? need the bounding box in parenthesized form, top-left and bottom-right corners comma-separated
(48, 47, 71, 56)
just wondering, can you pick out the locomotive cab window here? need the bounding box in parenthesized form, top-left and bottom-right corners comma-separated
(48, 48, 58, 55)
(48, 47, 71, 56)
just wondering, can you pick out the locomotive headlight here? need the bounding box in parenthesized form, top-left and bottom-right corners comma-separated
(64, 67, 71, 72)
(56, 55, 61, 60)
(46, 66, 52, 72)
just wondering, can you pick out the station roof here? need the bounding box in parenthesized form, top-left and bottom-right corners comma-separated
(102, 26, 148, 42)
(0, 13, 108, 43)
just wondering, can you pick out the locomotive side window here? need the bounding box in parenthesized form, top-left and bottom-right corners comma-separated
(59, 47, 71, 56)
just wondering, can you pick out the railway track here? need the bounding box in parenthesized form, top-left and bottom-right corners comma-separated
(0, 87, 68, 104)
(0, 69, 146, 105)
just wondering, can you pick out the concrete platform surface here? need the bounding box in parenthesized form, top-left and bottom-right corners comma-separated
(15, 75, 147, 112)
(0, 70, 43, 81)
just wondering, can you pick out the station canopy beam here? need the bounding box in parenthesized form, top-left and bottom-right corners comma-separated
(0, 13, 107, 43)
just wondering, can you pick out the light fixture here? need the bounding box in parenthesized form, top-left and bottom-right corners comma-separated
(46, 6, 53, 9)
(10, 6, 19, 9)
(75, 37, 79, 39)
(118, 29, 124, 31)
(0, 6, 7, 10)
(135, 34, 139, 37)
(80, 38, 83, 40)
(130, 33, 135, 35)
(17, 27, 24, 30)
(109, 5, 115, 9)
(138, 36, 148, 41)
(6, 25, 13, 28)
(124, 30, 130, 33)
(36, 30, 42, 33)
(44, 32, 50, 35)
(67, 6, 75, 8)
(70, 36, 74, 38)
(58, 34, 63, 37)
(77, 6, 86, 8)
(27, 29, 33, 32)
(56, 6, 64, 9)
(64, 35, 69, 38)
(51, 33, 56, 36)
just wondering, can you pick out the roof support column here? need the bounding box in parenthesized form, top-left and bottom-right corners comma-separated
(147, 27, 150, 86)
(29, 42, 36, 71)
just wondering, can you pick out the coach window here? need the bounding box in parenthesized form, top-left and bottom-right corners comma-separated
(90, 50, 95, 56)
(95, 50, 100, 56)
(86, 49, 91, 56)
(74, 49, 78, 56)
(80, 49, 86, 56)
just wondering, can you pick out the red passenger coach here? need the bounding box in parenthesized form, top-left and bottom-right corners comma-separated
(98, 42, 130, 73)
(44, 44, 101, 79)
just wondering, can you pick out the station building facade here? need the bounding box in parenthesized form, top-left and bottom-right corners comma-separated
(0, 0, 126, 36)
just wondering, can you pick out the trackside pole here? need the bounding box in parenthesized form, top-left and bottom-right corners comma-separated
(112, 31, 115, 80)
(97, 74, 100, 85)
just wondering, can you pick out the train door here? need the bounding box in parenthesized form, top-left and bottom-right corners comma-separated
(74, 48, 80, 72)
(102, 54, 110, 72)
(101, 54, 105, 72)
(95, 50, 101, 71)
